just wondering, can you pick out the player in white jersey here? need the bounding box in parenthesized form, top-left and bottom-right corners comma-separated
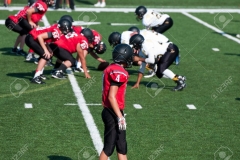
(135, 6, 173, 34)
(129, 34, 186, 91)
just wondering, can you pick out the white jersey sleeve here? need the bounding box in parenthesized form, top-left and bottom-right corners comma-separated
(121, 31, 133, 45)
(142, 10, 170, 28)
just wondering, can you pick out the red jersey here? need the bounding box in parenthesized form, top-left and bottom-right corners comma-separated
(102, 63, 129, 110)
(54, 32, 89, 53)
(72, 26, 83, 34)
(92, 29, 102, 46)
(8, 6, 29, 23)
(29, 24, 61, 42)
(30, 0, 48, 23)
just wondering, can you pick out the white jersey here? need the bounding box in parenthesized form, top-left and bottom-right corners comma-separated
(142, 10, 170, 29)
(140, 29, 169, 44)
(121, 31, 134, 45)
(141, 39, 171, 64)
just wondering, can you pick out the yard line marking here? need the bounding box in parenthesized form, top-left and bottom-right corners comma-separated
(0, 20, 5, 24)
(65, 68, 103, 155)
(182, 12, 240, 44)
(133, 104, 142, 109)
(42, 15, 50, 26)
(24, 103, 33, 108)
(186, 104, 196, 109)
(212, 48, 220, 51)
(64, 103, 78, 105)
(73, 21, 101, 26)
(2, 7, 240, 13)
(108, 23, 139, 26)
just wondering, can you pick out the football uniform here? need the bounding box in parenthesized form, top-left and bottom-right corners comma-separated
(5, 6, 31, 35)
(121, 31, 133, 45)
(101, 63, 128, 156)
(140, 29, 169, 43)
(102, 63, 129, 110)
(92, 29, 102, 46)
(72, 25, 83, 34)
(30, 0, 48, 23)
(142, 10, 173, 34)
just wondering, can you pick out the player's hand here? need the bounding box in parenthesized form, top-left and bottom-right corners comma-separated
(118, 117, 126, 130)
(29, 21, 37, 28)
(85, 73, 91, 79)
(43, 50, 51, 59)
(99, 58, 106, 63)
(131, 83, 139, 89)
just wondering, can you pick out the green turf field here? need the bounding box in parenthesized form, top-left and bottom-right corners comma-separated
(0, 4, 240, 160)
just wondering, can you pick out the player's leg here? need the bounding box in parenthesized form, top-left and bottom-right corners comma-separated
(152, 17, 173, 34)
(156, 43, 186, 91)
(100, 108, 118, 159)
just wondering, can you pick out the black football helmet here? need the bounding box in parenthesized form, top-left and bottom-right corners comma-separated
(81, 28, 94, 43)
(58, 19, 72, 35)
(28, 0, 36, 6)
(60, 15, 74, 22)
(135, 6, 147, 20)
(108, 32, 121, 47)
(129, 34, 144, 50)
(128, 26, 140, 34)
(112, 44, 133, 68)
(44, 0, 54, 6)
(94, 41, 107, 54)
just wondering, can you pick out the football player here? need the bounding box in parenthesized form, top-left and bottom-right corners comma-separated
(5, 0, 36, 56)
(129, 34, 186, 91)
(73, 29, 107, 73)
(49, 28, 94, 79)
(135, 6, 173, 34)
(100, 44, 133, 160)
(25, 19, 72, 84)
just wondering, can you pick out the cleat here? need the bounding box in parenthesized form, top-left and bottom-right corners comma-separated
(31, 76, 45, 84)
(144, 70, 156, 78)
(11, 48, 18, 54)
(94, 2, 101, 7)
(51, 70, 66, 79)
(39, 74, 47, 80)
(73, 67, 89, 73)
(173, 75, 186, 91)
(17, 50, 27, 56)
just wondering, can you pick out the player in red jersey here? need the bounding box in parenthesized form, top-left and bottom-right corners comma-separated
(100, 44, 133, 160)
(25, 19, 72, 84)
(74, 29, 107, 72)
(5, 0, 35, 55)
(49, 28, 94, 79)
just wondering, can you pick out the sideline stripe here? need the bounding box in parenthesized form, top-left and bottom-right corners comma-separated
(182, 12, 240, 44)
(2, 7, 240, 13)
(64, 103, 102, 106)
(186, 104, 196, 109)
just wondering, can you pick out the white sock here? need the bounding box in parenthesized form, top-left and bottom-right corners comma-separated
(163, 75, 170, 78)
(34, 71, 41, 78)
(162, 69, 175, 79)
(40, 68, 44, 74)
(76, 61, 81, 68)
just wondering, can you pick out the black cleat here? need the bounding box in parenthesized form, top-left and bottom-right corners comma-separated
(31, 76, 46, 84)
(173, 76, 186, 91)
(51, 70, 66, 79)
(39, 74, 47, 80)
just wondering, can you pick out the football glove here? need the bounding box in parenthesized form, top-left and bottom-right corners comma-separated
(118, 117, 126, 130)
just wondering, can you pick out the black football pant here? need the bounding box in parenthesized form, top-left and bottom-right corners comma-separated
(156, 43, 179, 78)
(101, 108, 127, 156)
(152, 17, 173, 34)
(25, 34, 50, 60)
(5, 18, 29, 35)
(49, 43, 75, 67)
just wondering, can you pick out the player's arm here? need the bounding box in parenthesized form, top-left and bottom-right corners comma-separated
(37, 32, 52, 59)
(89, 49, 106, 62)
(26, 7, 38, 28)
(76, 43, 91, 78)
(108, 83, 124, 119)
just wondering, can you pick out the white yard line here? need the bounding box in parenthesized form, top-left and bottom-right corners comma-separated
(182, 12, 240, 44)
(186, 104, 196, 109)
(2, 7, 240, 13)
(133, 104, 142, 109)
(24, 103, 33, 108)
(42, 15, 50, 26)
(42, 14, 103, 155)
